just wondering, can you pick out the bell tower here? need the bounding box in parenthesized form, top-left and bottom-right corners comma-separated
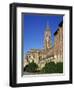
(44, 22, 52, 50)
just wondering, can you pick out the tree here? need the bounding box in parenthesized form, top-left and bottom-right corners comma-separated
(41, 62, 57, 73)
(41, 62, 63, 73)
(24, 60, 38, 72)
(57, 62, 63, 73)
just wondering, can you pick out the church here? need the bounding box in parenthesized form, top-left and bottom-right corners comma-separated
(24, 21, 63, 70)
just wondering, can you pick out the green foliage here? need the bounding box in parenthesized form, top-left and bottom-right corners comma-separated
(57, 62, 63, 73)
(24, 61, 38, 72)
(24, 61, 63, 73)
(41, 62, 57, 73)
(41, 62, 63, 73)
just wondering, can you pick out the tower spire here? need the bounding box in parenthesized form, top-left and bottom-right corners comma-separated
(46, 21, 50, 31)
(44, 21, 52, 50)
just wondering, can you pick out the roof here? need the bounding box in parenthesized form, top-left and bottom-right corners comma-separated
(54, 28, 59, 35)
(54, 21, 63, 35)
(59, 21, 63, 27)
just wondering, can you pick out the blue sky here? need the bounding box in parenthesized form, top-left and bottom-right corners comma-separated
(22, 13, 63, 54)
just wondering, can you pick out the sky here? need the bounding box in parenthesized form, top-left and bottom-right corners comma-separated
(22, 13, 63, 54)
